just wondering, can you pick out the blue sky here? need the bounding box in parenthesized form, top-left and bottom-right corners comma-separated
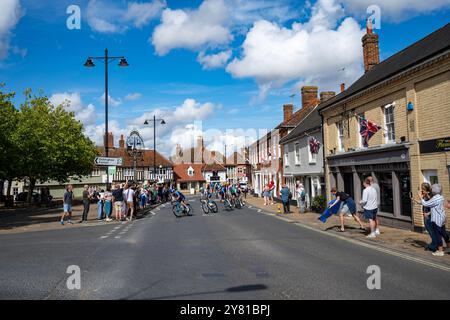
(1, 0, 449, 156)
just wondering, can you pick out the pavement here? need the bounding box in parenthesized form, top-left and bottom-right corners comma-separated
(243, 195, 450, 267)
(0, 202, 155, 234)
(0, 195, 450, 300)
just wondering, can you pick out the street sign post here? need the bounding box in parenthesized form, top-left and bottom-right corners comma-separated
(94, 157, 123, 166)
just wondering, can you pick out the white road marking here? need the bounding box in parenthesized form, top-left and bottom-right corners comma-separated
(114, 236, 121, 239)
(100, 236, 108, 239)
(150, 211, 156, 215)
(248, 206, 253, 208)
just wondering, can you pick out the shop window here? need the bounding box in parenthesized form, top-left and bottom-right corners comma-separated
(378, 172, 394, 214)
(398, 172, 412, 217)
(13, 187, 19, 197)
(284, 149, 289, 167)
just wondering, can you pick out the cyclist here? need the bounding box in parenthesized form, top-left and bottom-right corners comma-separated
(171, 189, 189, 212)
(229, 183, 237, 202)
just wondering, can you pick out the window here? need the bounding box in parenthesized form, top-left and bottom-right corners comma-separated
(187, 166, 194, 176)
(124, 169, 134, 177)
(398, 172, 412, 217)
(12, 187, 19, 197)
(384, 104, 395, 143)
(337, 122, 344, 151)
(91, 169, 101, 176)
(284, 149, 289, 167)
(308, 137, 317, 164)
(423, 170, 438, 185)
(294, 143, 301, 165)
(357, 114, 363, 148)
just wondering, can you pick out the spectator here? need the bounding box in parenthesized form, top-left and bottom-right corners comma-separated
(262, 184, 270, 206)
(268, 180, 275, 205)
(112, 183, 124, 221)
(419, 184, 449, 257)
(280, 184, 291, 214)
(97, 189, 105, 220)
(360, 178, 379, 238)
(80, 184, 91, 223)
(104, 188, 113, 222)
(411, 183, 437, 251)
(124, 183, 135, 221)
(61, 185, 74, 225)
(367, 176, 381, 231)
(296, 182, 306, 214)
(330, 187, 365, 232)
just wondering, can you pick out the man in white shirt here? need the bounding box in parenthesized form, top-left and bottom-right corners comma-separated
(123, 183, 135, 221)
(360, 178, 379, 238)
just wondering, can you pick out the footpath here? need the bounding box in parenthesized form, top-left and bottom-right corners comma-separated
(244, 195, 450, 269)
(0, 202, 156, 235)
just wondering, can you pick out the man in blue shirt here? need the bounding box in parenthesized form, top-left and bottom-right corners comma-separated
(280, 184, 291, 214)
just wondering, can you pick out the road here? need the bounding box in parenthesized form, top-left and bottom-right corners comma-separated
(1, 196, 449, 300)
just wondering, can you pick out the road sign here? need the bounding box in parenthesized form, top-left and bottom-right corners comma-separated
(108, 166, 117, 175)
(94, 157, 123, 166)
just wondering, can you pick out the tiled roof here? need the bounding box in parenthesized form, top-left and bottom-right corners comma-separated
(280, 106, 322, 144)
(173, 164, 205, 182)
(96, 147, 172, 167)
(202, 162, 226, 172)
(276, 102, 318, 129)
(319, 23, 450, 113)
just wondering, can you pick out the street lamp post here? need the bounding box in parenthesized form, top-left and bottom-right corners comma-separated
(84, 48, 129, 189)
(144, 115, 165, 182)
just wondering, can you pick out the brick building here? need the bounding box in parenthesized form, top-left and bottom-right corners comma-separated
(319, 22, 450, 231)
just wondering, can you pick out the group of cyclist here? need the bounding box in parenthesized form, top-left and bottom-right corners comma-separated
(200, 182, 246, 207)
(167, 181, 247, 217)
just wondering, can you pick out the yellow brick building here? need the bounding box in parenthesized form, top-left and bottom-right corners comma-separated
(319, 23, 450, 231)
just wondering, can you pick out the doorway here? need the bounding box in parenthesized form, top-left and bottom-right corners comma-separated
(343, 173, 354, 198)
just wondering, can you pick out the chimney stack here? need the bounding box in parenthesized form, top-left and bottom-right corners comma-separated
(119, 135, 125, 149)
(301, 86, 319, 109)
(283, 103, 293, 122)
(104, 132, 114, 149)
(362, 18, 380, 73)
(320, 91, 336, 103)
(340, 83, 345, 92)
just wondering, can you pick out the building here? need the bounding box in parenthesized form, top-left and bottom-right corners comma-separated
(225, 150, 251, 184)
(279, 103, 333, 206)
(319, 22, 450, 231)
(249, 86, 321, 198)
(35, 133, 173, 198)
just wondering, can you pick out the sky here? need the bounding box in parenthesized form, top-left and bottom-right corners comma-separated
(1, 0, 449, 157)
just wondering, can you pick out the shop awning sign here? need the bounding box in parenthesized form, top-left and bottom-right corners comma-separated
(419, 137, 450, 154)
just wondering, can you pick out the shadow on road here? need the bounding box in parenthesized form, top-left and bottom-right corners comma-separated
(122, 284, 268, 300)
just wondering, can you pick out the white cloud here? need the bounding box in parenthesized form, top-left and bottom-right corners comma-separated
(86, 0, 166, 33)
(0, 0, 22, 59)
(125, 92, 142, 101)
(50, 92, 97, 127)
(197, 50, 232, 69)
(123, 0, 167, 28)
(340, 0, 450, 21)
(151, 0, 233, 55)
(99, 93, 122, 107)
(226, 0, 365, 96)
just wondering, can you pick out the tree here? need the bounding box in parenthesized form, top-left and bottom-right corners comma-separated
(12, 90, 98, 202)
(0, 84, 20, 197)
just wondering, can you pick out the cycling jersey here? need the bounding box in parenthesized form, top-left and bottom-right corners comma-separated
(174, 191, 185, 202)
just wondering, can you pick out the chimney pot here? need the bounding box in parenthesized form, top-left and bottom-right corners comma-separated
(340, 83, 345, 92)
(301, 86, 318, 109)
(320, 91, 336, 103)
(119, 134, 125, 149)
(362, 19, 380, 73)
(283, 103, 293, 122)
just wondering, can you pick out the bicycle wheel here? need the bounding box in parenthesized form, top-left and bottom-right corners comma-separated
(173, 204, 183, 217)
(209, 201, 218, 213)
(201, 201, 210, 214)
(186, 203, 193, 216)
(235, 199, 242, 209)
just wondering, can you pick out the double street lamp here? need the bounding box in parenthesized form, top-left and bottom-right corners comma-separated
(84, 48, 129, 188)
(144, 116, 165, 182)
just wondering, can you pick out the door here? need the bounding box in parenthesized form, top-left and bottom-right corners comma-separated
(343, 173, 354, 198)
(423, 170, 439, 185)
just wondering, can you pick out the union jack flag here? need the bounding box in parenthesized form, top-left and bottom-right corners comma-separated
(309, 137, 321, 154)
(359, 115, 381, 147)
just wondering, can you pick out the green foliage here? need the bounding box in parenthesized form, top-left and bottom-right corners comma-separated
(0, 85, 98, 201)
(311, 195, 327, 213)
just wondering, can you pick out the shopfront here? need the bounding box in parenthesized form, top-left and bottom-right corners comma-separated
(327, 144, 412, 229)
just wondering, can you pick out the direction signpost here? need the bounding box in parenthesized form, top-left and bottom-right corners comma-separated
(94, 157, 123, 166)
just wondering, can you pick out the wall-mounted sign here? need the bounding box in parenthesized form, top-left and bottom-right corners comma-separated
(419, 137, 450, 154)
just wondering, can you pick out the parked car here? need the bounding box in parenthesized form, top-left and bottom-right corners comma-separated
(15, 192, 40, 202)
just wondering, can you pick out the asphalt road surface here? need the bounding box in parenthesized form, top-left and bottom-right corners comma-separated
(1, 196, 449, 300)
